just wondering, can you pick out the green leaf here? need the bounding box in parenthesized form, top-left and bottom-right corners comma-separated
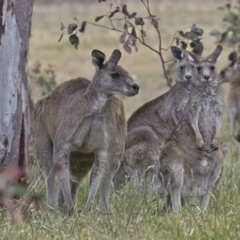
(185, 31, 197, 40)
(58, 32, 64, 42)
(60, 23, 65, 31)
(220, 31, 228, 43)
(135, 17, 144, 26)
(191, 24, 204, 36)
(73, 17, 79, 22)
(79, 21, 87, 33)
(195, 28, 204, 36)
(123, 23, 128, 34)
(123, 42, 131, 54)
(190, 39, 202, 48)
(128, 12, 137, 19)
(140, 29, 146, 37)
(151, 18, 158, 28)
(119, 33, 127, 44)
(109, 8, 119, 18)
(131, 27, 137, 38)
(179, 31, 186, 38)
(122, 5, 129, 15)
(128, 35, 136, 46)
(95, 16, 104, 22)
(67, 23, 78, 34)
(69, 34, 79, 49)
(190, 41, 196, 48)
(176, 37, 180, 46)
(228, 51, 237, 62)
(180, 41, 187, 49)
(223, 13, 238, 24)
(109, 12, 115, 18)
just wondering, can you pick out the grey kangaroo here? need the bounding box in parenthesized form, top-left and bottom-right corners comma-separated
(113, 46, 204, 193)
(33, 49, 139, 214)
(156, 45, 223, 213)
(218, 52, 240, 141)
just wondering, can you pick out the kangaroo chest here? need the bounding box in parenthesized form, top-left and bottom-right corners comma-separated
(70, 114, 109, 153)
(189, 89, 219, 145)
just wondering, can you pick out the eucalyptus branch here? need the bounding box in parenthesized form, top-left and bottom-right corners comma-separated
(141, 0, 150, 15)
(84, 21, 122, 33)
(140, 25, 145, 43)
(162, 27, 191, 51)
(140, 0, 172, 87)
(59, 1, 204, 88)
(86, 19, 160, 55)
(157, 31, 172, 87)
(164, 58, 174, 64)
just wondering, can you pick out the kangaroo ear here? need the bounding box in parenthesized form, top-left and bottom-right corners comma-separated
(228, 51, 237, 67)
(192, 45, 203, 57)
(91, 49, 107, 70)
(108, 49, 122, 65)
(206, 45, 223, 63)
(171, 46, 184, 61)
(182, 50, 198, 63)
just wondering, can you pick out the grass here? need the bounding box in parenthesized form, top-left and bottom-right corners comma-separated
(3, 0, 240, 239)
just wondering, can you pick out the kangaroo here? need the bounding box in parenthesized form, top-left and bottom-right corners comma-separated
(156, 45, 223, 213)
(113, 46, 204, 192)
(218, 52, 240, 141)
(116, 126, 160, 195)
(33, 49, 139, 214)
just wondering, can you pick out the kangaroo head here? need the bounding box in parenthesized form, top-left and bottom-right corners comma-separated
(171, 45, 203, 83)
(183, 45, 223, 86)
(91, 49, 139, 96)
(218, 51, 240, 84)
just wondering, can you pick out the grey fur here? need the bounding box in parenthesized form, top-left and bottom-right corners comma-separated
(32, 49, 139, 214)
(218, 53, 240, 141)
(113, 46, 204, 192)
(156, 45, 224, 213)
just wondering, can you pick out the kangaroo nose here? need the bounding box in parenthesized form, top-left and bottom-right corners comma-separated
(132, 83, 140, 92)
(204, 75, 210, 80)
(185, 75, 192, 80)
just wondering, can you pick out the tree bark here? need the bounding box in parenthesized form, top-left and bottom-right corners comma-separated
(0, 0, 34, 179)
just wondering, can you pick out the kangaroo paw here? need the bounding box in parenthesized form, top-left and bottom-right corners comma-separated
(196, 137, 204, 150)
(211, 138, 219, 150)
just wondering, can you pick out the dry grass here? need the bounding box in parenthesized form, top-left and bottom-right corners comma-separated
(5, 0, 239, 239)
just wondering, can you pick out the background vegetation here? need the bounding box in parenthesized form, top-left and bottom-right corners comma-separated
(2, 0, 239, 239)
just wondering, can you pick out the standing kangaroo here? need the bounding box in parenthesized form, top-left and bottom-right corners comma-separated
(218, 52, 240, 141)
(156, 45, 223, 213)
(113, 46, 203, 192)
(33, 49, 139, 214)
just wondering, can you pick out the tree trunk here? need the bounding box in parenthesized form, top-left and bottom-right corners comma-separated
(0, 0, 34, 179)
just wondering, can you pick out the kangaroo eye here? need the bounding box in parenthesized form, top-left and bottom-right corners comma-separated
(210, 66, 215, 71)
(197, 67, 202, 72)
(111, 73, 121, 79)
(180, 66, 185, 70)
